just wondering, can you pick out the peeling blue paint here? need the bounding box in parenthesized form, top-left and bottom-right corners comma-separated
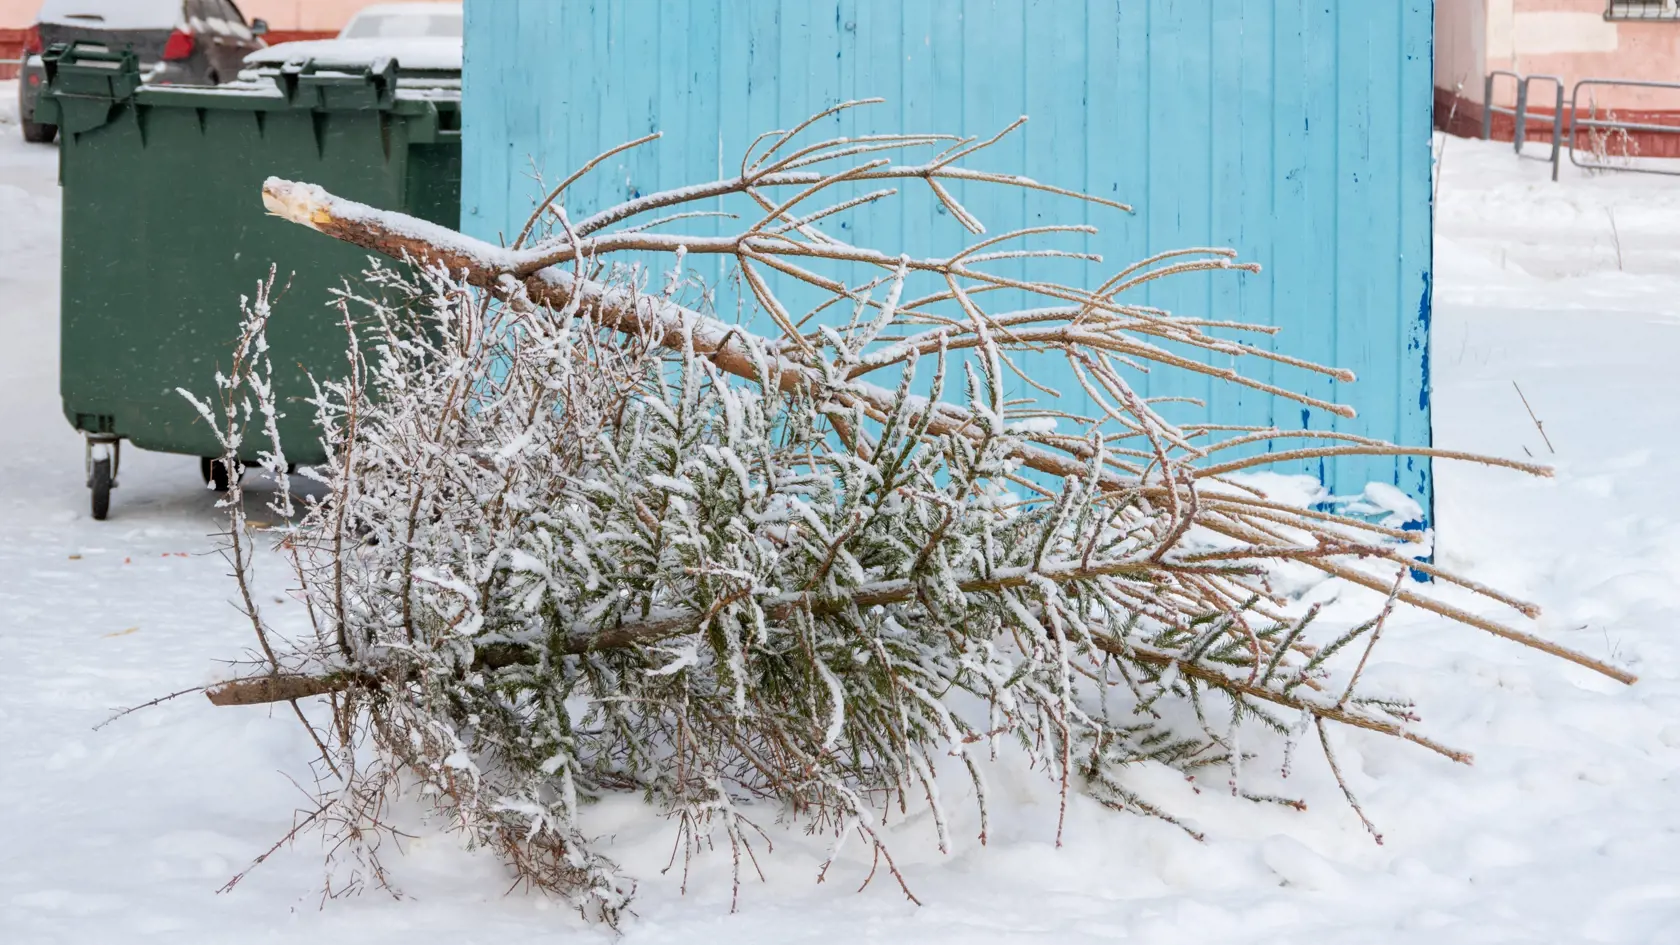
(1416, 270, 1432, 413)
(1402, 518, 1432, 582)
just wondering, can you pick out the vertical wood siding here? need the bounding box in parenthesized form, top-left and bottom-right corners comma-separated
(462, 0, 1435, 518)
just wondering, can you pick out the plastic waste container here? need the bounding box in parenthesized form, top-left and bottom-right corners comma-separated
(35, 43, 461, 519)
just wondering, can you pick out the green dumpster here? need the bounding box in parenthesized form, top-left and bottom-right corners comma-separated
(36, 43, 461, 519)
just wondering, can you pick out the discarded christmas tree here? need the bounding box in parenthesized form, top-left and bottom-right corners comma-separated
(191, 101, 1631, 921)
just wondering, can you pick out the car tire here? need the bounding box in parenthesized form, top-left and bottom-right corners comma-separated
(21, 120, 57, 144)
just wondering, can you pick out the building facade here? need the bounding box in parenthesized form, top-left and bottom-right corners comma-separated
(1437, 0, 1680, 154)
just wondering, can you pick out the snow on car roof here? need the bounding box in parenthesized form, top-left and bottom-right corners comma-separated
(36, 0, 183, 31)
(341, 3, 462, 40)
(243, 38, 462, 73)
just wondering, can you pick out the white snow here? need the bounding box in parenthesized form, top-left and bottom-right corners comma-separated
(4, 92, 1680, 942)
(35, 0, 184, 31)
(187, 15, 252, 42)
(244, 38, 462, 72)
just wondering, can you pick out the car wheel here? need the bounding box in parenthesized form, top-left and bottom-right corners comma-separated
(21, 120, 57, 144)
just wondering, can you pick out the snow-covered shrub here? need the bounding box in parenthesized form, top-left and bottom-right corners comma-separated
(194, 101, 1625, 921)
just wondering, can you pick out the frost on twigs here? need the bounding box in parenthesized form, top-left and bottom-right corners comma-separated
(197, 101, 1628, 922)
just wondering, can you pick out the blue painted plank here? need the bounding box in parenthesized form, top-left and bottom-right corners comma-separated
(962, 0, 1030, 330)
(1141, 0, 1214, 425)
(1110, 0, 1152, 308)
(1274, 0, 1342, 484)
(921, 0, 969, 270)
(1207, 0, 1263, 437)
(1332, 2, 1371, 496)
(1268, 0, 1311, 459)
(1232, 0, 1278, 443)
(842, 0, 913, 330)
(1080, 0, 1123, 426)
(1020, 0, 1088, 413)
(1399, 0, 1436, 516)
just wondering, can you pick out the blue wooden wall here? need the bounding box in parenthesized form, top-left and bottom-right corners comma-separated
(461, 0, 1435, 519)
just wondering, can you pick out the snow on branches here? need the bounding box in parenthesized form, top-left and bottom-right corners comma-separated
(196, 100, 1631, 921)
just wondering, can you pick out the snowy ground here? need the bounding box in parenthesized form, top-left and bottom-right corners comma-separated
(5, 80, 1680, 942)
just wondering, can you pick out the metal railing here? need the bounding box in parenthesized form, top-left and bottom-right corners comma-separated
(1606, 1, 1680, 20)
(1567, 78, 1680, 177)
(1481, 71, 1680, 180)
(1482, 71, 1566, 181)
(1481, 70, 1521, 142)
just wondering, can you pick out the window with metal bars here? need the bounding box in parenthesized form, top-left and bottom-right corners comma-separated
(1607, 0, 1680, 20)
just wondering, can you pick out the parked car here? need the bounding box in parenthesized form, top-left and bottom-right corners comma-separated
(16, 0, 269, 143)
(244, 3, 462, 74)
(340, 2, 462, 39)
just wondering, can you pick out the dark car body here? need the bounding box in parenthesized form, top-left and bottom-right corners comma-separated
(17, 0, 269, 142)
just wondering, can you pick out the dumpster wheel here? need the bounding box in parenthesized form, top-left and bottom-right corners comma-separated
(85, 435, 120, 521)
(89, 459, 112, 520)
(201, 457, 241, 493)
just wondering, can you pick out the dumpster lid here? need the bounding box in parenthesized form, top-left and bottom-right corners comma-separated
(270, 57, 401, 110)
(39, 42, 144, 134)
(41, 43, 457, 135)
